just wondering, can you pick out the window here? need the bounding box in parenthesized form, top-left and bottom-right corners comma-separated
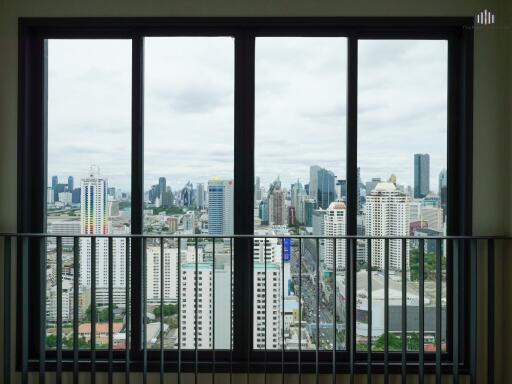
(18, 17, 473, 373)
(45, 39, 132, 350)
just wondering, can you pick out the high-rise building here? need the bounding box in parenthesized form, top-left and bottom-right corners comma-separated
(323, 202, 347, 271)
(253, 262, 281, 349)
(58, 191, 73, 206)
(197, 183, 205, 209)
(365, 178, 382, 195)
(47, 186, 54, 204)
(67, 176, 74, 192)
(52, 175, 58, 189)
(414, 154, 430, 198)
(161, 187, 174, 208)
(208, 178, 234, 235)
(438, 169, 448, 213)
(365, 182, 410, 271)
(288, 206, 296, 226)
(255, 177, 262, 201)
(309, 165, 336, 209)
(259, 200, 269, 224)
(159, 177, 166, 199)
(180, 262, 231, 349)
(336, 179, 347, 201)
(181, 181, 194, 207)
(72, 187, 81, 204)
(79, 168, 126, 289)
(304, 199, 316, 227)
(268, 179, 286, 226)
(146, 245, 178, 303)
(420, 206, 444, 232)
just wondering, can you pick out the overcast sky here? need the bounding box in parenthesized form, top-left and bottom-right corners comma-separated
(48, 37, 447, 194)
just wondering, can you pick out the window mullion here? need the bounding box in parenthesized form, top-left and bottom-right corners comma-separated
(233, 31, 255, 360)
(130, 35, 144, 358)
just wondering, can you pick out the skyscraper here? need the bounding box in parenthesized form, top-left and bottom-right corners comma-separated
(255, 177, 262, 201)
(309, 165, 336, 209)
(67, 176, 74, 192)
(80, 168, 109, 287)
(158, 177, 166, 200)
(197, 183, 205, 209)
(268, 178, 286, 226)
(78, 168, 127, 290)
(208, 178, 234, 235)
(323, 201, 347, 271)
(365, 182, 410, 271)
(414, 154, 430, 198)
(52, 175, 58, 188)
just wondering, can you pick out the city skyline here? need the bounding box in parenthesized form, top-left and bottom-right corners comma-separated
(48, 39, 447, 192)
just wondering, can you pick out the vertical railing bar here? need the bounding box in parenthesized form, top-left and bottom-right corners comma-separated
(349, 238, 356, 384)
(91, 236, 96, 384)
(20, 236, 29, 384)
(419, 238, 425, 384)
(384, 238, 389, 384)
(401, 238, 407, 384)
(195, 237, 199, 384)
(316, 237, 320, 384)
(57, 236, 63, 384)
(3, 236, 12, 384)
(435, 239, 442, 384)
(230, 238, 233, 384)
(73, 237, 79, 384)
(160, 237, 164, 384)
(212, 238, 216, 384)
(487, 239, 495, 384)
(469, 239, 477, 384)
(282, 237, 285, 384)
(298, 238, 302, 384)
(453, 239, 459, 384)
(125, 236, 130, 384)
(143, 237, 147, 384)
(178, 238, 182, 384)
(108, 237, 114, 384)
(39, 237, 47, 384)
(264, 237, 268, 384)
(332, 238, 337, 384)
(21, 237, 29, 384)
(367, 238, 372, 384)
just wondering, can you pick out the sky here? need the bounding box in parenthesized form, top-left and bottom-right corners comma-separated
(47, 37, 447, 194)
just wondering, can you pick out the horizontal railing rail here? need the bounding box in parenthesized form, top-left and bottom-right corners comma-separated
(1, 233, 501, 383)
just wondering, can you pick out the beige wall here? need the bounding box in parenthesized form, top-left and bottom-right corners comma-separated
(1, 0, 511, 382)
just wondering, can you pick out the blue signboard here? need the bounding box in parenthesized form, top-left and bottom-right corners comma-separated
(283, 238, 291, 261)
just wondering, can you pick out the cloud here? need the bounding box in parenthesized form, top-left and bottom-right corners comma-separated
(48, 37, 448, 196)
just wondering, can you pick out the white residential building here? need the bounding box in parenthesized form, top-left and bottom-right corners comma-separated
(146, 245, 179, 303)
(364, 182, 410, 271)
(323, 201, 347, 271)
(253, 262, 281, 350)
(179, 262, 232, 350)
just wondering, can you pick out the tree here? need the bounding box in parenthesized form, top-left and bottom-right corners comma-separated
(373, 332, 402, 351)
(153, 304, 178, 318)
(85, 304, 118, 322)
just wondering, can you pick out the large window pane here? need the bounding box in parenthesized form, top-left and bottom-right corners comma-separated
(46, 40, 132, 350)
(357, 40, 448, 353)
(144, 37, 234, 350)
(254, 37, 347, 350)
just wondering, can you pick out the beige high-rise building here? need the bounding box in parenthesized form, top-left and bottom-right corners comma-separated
(365, 182, 410, 271)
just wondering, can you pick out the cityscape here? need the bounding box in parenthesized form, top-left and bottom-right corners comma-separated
(46, 153, 447, 352)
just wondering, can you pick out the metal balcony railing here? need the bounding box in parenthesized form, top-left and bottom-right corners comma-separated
(0, 233, 504, 383)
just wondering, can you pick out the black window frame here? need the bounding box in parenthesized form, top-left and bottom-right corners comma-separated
(17, 16, 473, 374)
